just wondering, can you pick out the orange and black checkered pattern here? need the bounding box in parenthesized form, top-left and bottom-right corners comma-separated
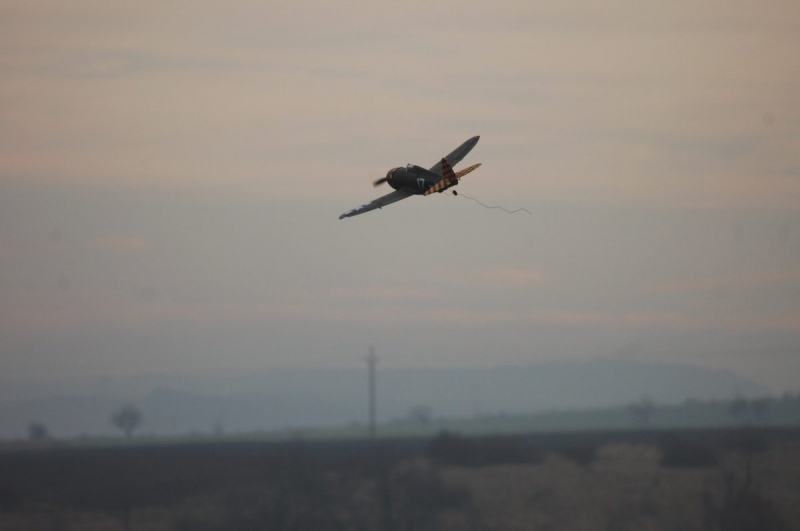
(424, 160, 481, 195)
(455, 163, 481, 179)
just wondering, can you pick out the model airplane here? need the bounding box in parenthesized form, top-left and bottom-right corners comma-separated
(339, 136, 482, 219)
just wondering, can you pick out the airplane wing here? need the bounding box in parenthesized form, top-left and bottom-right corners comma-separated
(339, 189, 414, 219)
(429, 135, 480, 175)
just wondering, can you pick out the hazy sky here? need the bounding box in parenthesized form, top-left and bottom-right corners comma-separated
(1, 1, 798, 393)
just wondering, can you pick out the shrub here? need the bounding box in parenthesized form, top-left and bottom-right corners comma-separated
(659, 436, 717, 468)
(27, 422, 50, 442)
(704, 468, 787, 531)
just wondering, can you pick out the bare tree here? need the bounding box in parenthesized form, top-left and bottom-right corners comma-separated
(28, 422, 50, 441)
(111, 404, 143, 438)
(409, 404, 433, 424)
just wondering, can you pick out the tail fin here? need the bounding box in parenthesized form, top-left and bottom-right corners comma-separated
(423, 158, 458, 195)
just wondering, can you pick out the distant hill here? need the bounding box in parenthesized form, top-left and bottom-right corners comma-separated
(0, 359, 769, 439)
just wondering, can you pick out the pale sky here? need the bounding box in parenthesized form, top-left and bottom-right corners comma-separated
(1, 1, 799, 393)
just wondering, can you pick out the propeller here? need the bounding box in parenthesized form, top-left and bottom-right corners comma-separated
(373, 177, 388, 187)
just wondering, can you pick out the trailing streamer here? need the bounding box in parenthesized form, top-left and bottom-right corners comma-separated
(452, 190, 531, 215)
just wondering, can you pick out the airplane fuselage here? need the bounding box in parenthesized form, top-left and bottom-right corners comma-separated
(385, 165, 440, 194)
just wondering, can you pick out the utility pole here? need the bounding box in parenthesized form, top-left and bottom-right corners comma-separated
(367, 346, 378, 440)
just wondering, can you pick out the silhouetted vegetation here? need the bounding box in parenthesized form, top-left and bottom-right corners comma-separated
(725, 394, 775, 426)
(27, 422, 49, 441)
(704, 467, 787, 531)
(698, 426, 781, 530)
(408, 404, 434, 424)
(111, 404, 143, 438)
(1, 427, 798, 530)
(659, 435, 718, 468)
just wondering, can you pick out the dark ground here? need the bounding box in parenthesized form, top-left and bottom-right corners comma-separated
(1, 427, 798, 530)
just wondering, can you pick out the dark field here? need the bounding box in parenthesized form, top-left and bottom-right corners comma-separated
(1, 427, 799, 531)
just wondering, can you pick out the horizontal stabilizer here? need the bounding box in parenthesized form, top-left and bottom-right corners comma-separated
(423, 158, 458, 196)
(455, 163, 481, 179)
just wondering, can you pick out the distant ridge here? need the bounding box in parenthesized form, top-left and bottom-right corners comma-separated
(0, 359, 768, 439)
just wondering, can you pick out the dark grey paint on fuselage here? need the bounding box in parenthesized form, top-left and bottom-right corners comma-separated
(385, 165, 440, 194)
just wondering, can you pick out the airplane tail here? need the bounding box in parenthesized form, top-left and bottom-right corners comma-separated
(455, 163, 481, 179)
(423, 160, 481, 195)
(423, 158, 459, 195)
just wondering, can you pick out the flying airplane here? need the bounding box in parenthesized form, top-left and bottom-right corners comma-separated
(339, 136, 482, 219)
